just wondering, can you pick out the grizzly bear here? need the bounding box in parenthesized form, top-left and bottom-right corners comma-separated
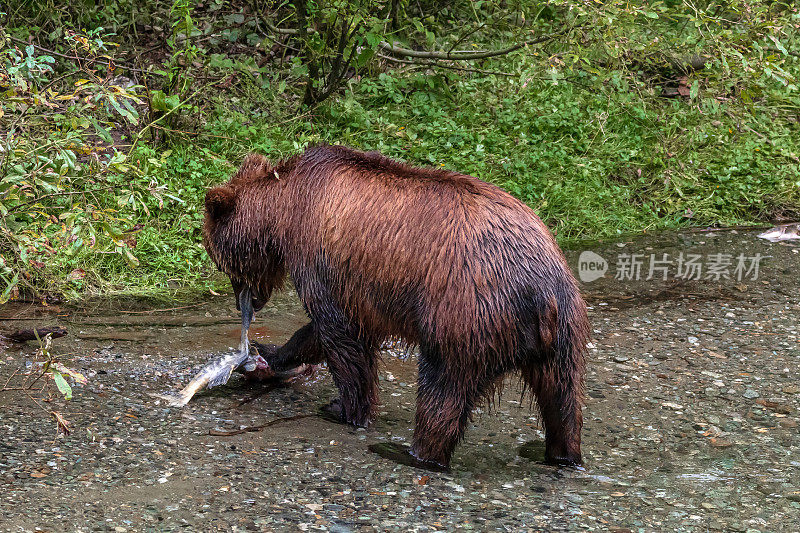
(203, 145, 590, 469)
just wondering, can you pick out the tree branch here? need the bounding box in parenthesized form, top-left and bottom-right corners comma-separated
(7, 36, 167, 77)
(378, 29, 566, 61)
(261, 23, 569, 61)
(376, 52, 516, 77)
(7, 187, 115, 214)
(264, 21, 300, 35)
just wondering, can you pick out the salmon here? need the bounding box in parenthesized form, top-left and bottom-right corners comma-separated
(155, 287, 256, 407)
(758, 224, 800, 243)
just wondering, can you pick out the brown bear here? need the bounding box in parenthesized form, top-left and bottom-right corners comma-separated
(203, 145, 590, 470)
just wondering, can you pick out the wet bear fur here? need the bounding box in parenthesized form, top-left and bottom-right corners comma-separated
(203, 145, 590, 469)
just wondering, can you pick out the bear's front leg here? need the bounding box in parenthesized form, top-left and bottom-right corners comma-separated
(258, 323, 325, 370)
(242, 323, 324, 381)
(317, 323, 380, 428)
(294, 278, 381, 427)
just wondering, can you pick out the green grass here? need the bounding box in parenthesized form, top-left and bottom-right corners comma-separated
(72, 62, 798, 299)
(4, 2, 799, 300)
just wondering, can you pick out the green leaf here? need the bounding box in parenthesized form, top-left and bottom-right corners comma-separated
(151, 90, 168, 112)
(164, 94, 181, 110)
(120, 99, 140, 124)
(689, 80, 699, 100)
(0, 273, 18, 304)
(122, 247, 140, 268)
(102, 222, 124, 241)
(365, 32, 380, 49)
(91, 118, 114, 143)
(107, 94, 137, 123)
(52, 371, 73, 400)
(769, 35, 788, 55)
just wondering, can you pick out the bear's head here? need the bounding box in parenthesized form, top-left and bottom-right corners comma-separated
(203, 153, 287, 312)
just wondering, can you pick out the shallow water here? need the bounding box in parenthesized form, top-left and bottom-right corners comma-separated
(1, 228, 798, 531)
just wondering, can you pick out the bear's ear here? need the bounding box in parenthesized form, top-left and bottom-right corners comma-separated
(205, 186, 236, 219)
(239, 153, 270, 178)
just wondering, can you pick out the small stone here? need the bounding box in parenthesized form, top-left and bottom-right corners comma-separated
(786, 491, 800, 502)
(743, 389, 759, 399)
(783, 385, 800, 395)
(709, 438, 733, 448)
(566, 493, 584, 504)
(324, 504, 345, 512)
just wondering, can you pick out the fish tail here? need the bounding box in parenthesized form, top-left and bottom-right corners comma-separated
(152, 372, 210, 407)
(150, 390, 194, 408)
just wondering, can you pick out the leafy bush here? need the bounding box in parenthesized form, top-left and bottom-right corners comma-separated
(1, 1, 798, 300)
(1, 30, 165, 300)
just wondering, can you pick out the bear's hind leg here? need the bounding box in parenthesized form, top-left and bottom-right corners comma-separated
(523, 363, 583, 466)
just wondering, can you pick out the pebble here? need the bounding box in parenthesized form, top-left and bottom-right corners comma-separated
(1, 231, 798, 532)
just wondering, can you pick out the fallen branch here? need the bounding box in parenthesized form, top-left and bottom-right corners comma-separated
(120, 302, 206, 315)
(2, 327, 67, 343)
(378, 30, 566, 61)
(208, 414, 315, 436)
(262, 22, 567, 61)
(376, 52, 517, 77)
(264, 22, 299, 35)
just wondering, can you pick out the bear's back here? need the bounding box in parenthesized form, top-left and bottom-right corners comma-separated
(281, 146, 575, 350)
